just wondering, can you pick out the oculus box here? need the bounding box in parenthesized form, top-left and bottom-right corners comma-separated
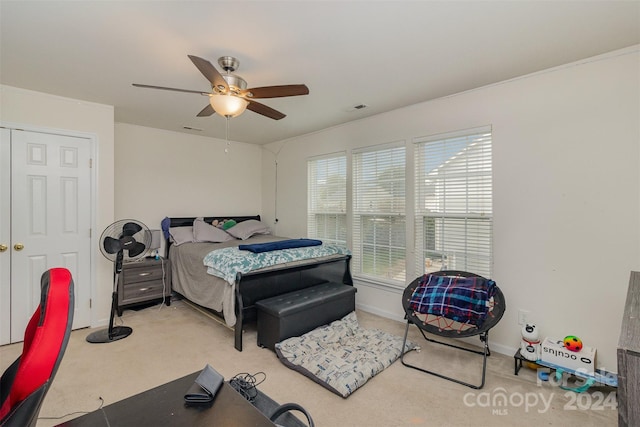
(540, 337, 596, 374)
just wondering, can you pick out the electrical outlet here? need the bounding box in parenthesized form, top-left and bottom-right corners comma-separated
(518, 309, 530, 326)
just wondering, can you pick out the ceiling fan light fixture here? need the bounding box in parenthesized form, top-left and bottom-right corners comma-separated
(209, 94, 249, 118)
(135, 55, 308, 121)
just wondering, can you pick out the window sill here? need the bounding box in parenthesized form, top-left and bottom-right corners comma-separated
(353, 275, 406, 292)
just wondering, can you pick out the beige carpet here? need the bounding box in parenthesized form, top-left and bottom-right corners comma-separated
(0, 299, 617, 427)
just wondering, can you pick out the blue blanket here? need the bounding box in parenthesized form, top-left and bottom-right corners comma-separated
(409, 274, 496, 327)
(239, 238, 322, 253)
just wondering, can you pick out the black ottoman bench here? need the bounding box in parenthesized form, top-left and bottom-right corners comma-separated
(256, 282, 356, 350)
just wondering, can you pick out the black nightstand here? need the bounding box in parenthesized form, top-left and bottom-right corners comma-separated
(117, 257, 171, 315)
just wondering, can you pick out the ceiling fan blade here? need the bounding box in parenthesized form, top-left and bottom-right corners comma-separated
(246, 100, 286, 120)
(127, 242, 147, 258)
(197, 103, 215, 117)
(242, 84, 309, 99)
(122, 222, 143, 237)
(188, 55, 229, 92)
(103, 236, 122, 254)
(132, 83, 209, 95)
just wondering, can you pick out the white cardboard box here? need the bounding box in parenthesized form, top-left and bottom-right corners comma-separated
(540, 337, 596, 374)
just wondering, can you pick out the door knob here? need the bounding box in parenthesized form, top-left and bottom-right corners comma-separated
(0, 244, 6, 252)
(14, 243, 24, 251)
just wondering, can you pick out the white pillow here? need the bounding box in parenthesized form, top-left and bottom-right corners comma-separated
(226, 219, 271, 240)
(193, 217, 233, 243)
(169, 226, 194, 246)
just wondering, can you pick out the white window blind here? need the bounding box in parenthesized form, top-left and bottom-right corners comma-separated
(414, 128, 492, 278)
(352, 143, 406, 283)
(307, 154, 347, 246)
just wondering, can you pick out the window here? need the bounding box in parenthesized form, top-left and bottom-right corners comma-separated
(414, 128, 493, 278)
(352, 143, 406, 284)
(307, 154, 347, 246)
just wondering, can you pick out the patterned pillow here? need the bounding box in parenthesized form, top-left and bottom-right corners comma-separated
(275, 312, 415, 397)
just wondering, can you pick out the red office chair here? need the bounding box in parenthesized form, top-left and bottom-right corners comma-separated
(0, 268, 74, 427)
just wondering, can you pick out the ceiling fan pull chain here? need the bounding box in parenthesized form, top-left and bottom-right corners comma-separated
(224, 116, 230, 154)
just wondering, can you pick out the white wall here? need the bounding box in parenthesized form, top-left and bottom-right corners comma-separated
(114, 123, 263, 254)
(261, 47, 640, 370)
(0, 90, 264, 330)
(1, 84, 115, 327)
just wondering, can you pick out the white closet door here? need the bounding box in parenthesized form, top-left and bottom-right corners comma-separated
(10, 129, 92, 341)
(0, 129, 11, 345)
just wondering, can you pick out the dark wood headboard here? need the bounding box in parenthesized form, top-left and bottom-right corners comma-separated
(164, 215, 261, 257)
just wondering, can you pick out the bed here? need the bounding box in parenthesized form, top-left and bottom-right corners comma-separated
(164, 215, 353, 351)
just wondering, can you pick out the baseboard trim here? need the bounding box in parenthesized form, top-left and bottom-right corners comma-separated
(356, 302, 517, 358)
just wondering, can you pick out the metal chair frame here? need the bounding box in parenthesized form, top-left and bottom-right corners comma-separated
(400, 270, 506, 389)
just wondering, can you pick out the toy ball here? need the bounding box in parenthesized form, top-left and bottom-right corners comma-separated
(538, 370, 550, 381)
(524, 361, 539, 370)
(563, 335, 583, 352)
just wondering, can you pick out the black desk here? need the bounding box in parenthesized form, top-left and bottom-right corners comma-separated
(57, 372, 277, 427)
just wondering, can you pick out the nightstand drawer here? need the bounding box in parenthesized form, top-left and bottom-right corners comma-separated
(117, 258, 172, 316)
(122, 280, 166, 301)
(122, 265, 165, 284)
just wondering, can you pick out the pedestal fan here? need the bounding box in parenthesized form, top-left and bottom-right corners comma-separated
(86, 220, 151, 343)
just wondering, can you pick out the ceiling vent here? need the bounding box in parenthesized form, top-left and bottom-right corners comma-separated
(347, 103, 368, 112)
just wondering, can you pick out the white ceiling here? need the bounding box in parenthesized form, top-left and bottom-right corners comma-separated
(1, 1, 638, 145)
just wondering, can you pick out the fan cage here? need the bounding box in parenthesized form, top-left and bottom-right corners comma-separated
(99, 219, 151, 262)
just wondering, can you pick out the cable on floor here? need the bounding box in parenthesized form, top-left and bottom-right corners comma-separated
(228, 372, 266, 402)
(38, 396, 104, 420)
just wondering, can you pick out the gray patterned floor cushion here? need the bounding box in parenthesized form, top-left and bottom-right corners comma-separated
(275, 311, 415, 398)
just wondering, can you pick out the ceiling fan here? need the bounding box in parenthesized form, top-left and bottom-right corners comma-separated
(133, 55, 309, 120)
